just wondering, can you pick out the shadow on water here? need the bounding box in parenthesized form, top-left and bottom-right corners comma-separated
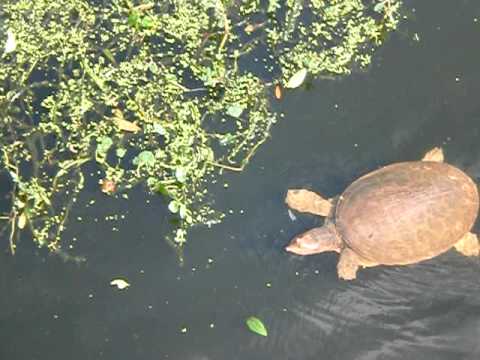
(2, 1, 480, 359)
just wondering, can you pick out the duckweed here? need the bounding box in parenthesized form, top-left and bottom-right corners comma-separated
(0, 0, 401, 254)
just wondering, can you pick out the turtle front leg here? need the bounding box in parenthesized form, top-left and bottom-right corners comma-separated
(454, 232, 479, 256)
(285, 189, 333, 217)
(421, 147, 444, 162)
(337, 248, 361, 280)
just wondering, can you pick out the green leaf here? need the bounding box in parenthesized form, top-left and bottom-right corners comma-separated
(96, 136, 113, 158)
(128, 11, 140, 27)
(133, 150, 155, 167)
(179, 204, 188, 219)
(152, 180, 169, 196)
(168, 201, 179, 213)
(246, 316, 268, 336)
(219, 133, 236, 146)
(116, 148, 127, 158)
(373, 2, 385, 13)
(149, 62, 160, 74)
(226, 104, 244, 118)
(175, 167, 187, 183)
(268, 0, 280, 13)
(285, 68, 307, 88)
(8, 171, 19, 183)
(140, 16, 154, 29)
(153, 122, 166, 135)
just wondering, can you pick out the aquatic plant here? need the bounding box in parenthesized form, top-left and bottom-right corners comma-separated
(246, 315, 268, 337)
(0, 0, 401, 254)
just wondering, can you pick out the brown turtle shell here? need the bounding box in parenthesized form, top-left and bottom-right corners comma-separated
(335, 161, 479, 265)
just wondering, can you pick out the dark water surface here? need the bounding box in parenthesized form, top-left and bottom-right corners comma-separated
(2, 1, 480, 359)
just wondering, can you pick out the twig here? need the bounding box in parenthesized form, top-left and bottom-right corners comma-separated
(133, 3, 154, 12)
(218, 1, 231, 54)
(208, 161, 243, 172)
(9, 213, 16, 255)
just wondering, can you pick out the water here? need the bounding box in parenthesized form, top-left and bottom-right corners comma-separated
(2, 1, 480, 359)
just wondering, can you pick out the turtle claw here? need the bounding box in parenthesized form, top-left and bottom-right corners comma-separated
(422, 147, 444, 162)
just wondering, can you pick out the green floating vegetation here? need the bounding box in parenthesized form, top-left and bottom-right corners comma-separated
(0, 0, 401, 253)
(246, 316, 268, 337)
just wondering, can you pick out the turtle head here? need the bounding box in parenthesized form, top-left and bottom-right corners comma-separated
(285, 225, 341, 255)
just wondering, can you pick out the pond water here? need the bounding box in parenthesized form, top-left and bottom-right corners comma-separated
(2, 1, 480, 359)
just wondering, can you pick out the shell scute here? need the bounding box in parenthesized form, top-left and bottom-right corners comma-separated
(335, 161, 479, 265)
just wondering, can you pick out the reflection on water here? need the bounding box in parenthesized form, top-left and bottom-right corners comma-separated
(2, 1, 480, 359)
(284, 258, 480, 360)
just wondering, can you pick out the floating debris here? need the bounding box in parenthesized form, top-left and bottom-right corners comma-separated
(4, 29, 16, 54)
(17, 212, 27, 229)
(101, 179, 117, 194)
(287, 209, 297, 221)
(244, 22, 265, 33)
(110, 278, 130, 290)
(112, 109, 141, 133)
(246, 316, 268, 337)
(285, 68, 307, 89)
(274, 83, 283, 100)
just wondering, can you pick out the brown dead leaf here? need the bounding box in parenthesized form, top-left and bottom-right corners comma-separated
(101, 179, 116, 194)
(244, 22, 265, 34)
(114, 118, 141, 132)
(274, 84, 282, 100)
(112, 109, 141, 133)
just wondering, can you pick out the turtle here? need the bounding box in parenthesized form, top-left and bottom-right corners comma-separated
(285, 147, 480, 280)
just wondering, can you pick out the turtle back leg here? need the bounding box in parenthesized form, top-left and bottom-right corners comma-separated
(337, 248, 362, 280)
(422, 147, 444, 162)
(454, 232, 479, 256)
(285, 189, 333, 217)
